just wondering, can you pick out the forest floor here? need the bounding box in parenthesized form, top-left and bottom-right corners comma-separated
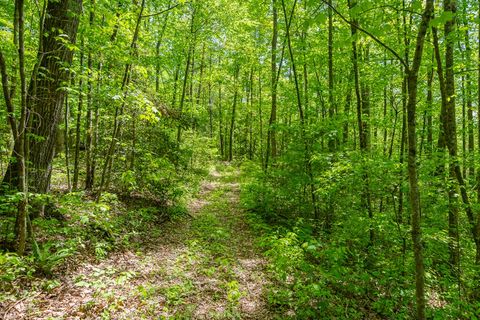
(4, 166, 272, 319)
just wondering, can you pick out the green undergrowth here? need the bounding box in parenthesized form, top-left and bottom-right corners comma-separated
(123, 167, 250, 319)
(157, 177, 246, 318)
(239, 159, 480, 320)
(1, 193, 176, 295)
(0, 165, 210, 303)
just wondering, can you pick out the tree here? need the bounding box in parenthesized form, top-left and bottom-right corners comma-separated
(26, 0, 83, 194)
(0, 0, 29, 254)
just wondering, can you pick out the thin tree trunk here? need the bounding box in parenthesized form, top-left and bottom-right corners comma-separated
(258, 69, 264, 167)
(462, 3, 474, 181)
(155, 0, 172, 93)
(0, 0, 29, 254)
(172, 62, 180, 108)
(219, 83, 224, 158)
(73, 47, 84, 191)
(444, 0, 460, 273)
(281, 0, 319, 221)
(477, 0, 480, 206)
(176, 11, 195, 144)
(16, 0, 28, 255)
(382, 56, 388, 155)
(15, 0, 28, 255)
(130, 111, 136, 170)
(196, 43, 205, 105)
(90, 61, 102, 191)
(85, 0, 95, 191)
(64, 91, 71, 192)
(343, 72, 352, 144)
(328, 0, 335, 151)
(265, 0, 278, 171)
(426, 64, 434, 156)
(405, 1, 434, 318)
(249, 68, 254, 160)
(228, 65, 240, 162)
(208, 55, 213, 138)
(348, 0, 373, 244)
(97, 0, 145, 201)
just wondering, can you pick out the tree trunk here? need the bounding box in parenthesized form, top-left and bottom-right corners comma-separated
(405, 1, 434, 318)
(208, 55, 213, 138)
(281, 0, 319, 221)
(265, 0, 278, 171)
(219, 83, 224, 158)
(85, 0, 96, 191)
(348, 0, 373, 244)
(97, 0, 145, 201)
(444, 0, 460, 277)
(0, 0, 29, 255)
(73, 47, 84, 191)
(228, 65, 240, 162)
(27, 0, 83, 193)
(64, 89, 71, 192)
(176, 10, 195, 144)
(328, 0, 335, 151)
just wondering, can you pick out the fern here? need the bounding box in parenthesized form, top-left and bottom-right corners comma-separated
(32, 241, 71, 275)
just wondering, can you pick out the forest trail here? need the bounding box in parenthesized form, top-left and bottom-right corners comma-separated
(5, 167, 271, 320)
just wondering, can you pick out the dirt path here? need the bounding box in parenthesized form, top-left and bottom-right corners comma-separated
(5, 166, 271, 320)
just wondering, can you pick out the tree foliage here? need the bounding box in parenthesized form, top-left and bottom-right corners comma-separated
(1, 0, 480, 318)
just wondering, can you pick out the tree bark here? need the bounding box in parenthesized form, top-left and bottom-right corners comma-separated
(26, 0, 83, 193)
(0, 0, 29, 255)
(85, 0, 96, 191)
(265, 0, 278, 171)
(73, 47, 84, 191)
(228, 65, 240, 162)
(405, 1, 434, 318)
(281, 0, 319, 220)
(328, 0, 335, 151)
(176, 9, 195, 144)
(348, 0, 373, 244)
(443, 0, 460, 277)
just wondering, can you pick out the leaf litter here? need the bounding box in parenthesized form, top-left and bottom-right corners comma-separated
(3, 167, 271, 319)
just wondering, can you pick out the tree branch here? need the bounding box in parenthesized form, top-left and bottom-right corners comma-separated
(141, 4, 179, 18)
(320, 0, 407, 69)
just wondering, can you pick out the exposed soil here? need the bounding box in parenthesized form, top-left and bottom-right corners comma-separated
(3, 167, 271, 320)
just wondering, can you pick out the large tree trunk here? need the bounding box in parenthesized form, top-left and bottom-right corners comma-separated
(26, 0, 82, 193)
(2, 0, 82, 193)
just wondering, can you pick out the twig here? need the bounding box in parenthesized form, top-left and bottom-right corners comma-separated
(3, 293, 40, 319)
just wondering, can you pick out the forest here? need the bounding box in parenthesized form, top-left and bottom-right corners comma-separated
(1, 0, 480, 318)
